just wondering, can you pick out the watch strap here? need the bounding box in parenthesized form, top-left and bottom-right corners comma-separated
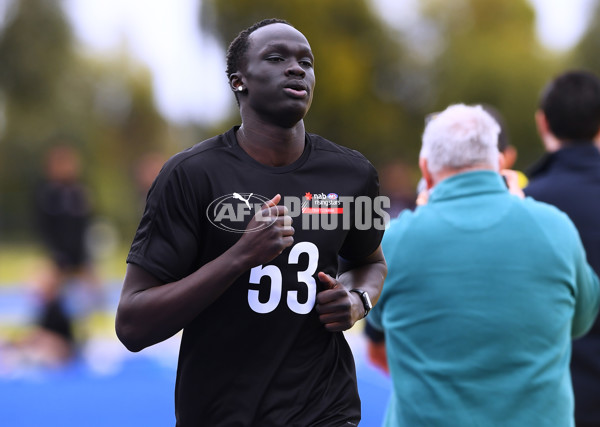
(350, 289, 372, 318)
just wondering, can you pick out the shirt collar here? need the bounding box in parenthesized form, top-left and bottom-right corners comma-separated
(527, 143, 600, 178)
(428, 170, 507, 203)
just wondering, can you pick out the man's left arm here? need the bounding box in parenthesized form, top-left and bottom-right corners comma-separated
(315, 245, 387, 332)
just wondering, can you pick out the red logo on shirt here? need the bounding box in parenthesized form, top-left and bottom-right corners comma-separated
(302, 191, 343, 214)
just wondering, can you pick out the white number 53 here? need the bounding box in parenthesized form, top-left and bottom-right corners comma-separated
(248, 242, 318, 314)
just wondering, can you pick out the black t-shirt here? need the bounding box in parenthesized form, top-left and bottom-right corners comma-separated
(127, 127, 384, 426)
(35, 181, 91, 269)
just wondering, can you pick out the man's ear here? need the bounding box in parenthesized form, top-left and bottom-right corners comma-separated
(535, 110, 549, 137)
(535, 110, 561, 152)
(593, 127, 600, 148)
(229, 73, 244, 92)
(500, 145, 517, 170)
(419, 158, 434, 189)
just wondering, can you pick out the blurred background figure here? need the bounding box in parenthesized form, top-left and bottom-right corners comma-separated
(524, 69, 600, 427)
(23, 142, 99, 366)
(36, 144, 91, 275)
(481, 104, 528, 188)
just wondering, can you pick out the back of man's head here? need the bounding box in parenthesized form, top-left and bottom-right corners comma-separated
(540, 70, 600, 141)
(420, 104, 500, 176)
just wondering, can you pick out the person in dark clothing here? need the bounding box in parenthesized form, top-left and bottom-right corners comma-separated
(36, 144, 92, 272)
(524, 69, 600, 427)
(115, 19, 387, 426)
(31, 143, 97, 364)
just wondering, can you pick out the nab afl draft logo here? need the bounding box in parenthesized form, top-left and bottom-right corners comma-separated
(206, 192, 276, 233)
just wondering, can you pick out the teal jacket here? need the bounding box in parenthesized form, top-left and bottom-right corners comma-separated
(369, 170, 599, 427)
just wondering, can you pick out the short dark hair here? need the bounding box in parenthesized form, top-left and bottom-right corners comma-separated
(225, 18, 292, 78)
(539, 70, 600, 141)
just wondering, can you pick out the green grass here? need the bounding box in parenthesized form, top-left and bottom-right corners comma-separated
(0, 243, 46, 285)
(0, 243, 129, 286)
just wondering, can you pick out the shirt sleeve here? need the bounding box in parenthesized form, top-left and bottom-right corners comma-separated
(127, 159, 205, 283)
(338, 162, 385, 261)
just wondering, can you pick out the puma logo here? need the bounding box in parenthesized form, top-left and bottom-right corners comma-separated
(233, 192, 253, 210)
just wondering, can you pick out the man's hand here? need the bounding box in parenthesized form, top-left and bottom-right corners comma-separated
(235, 194, 295, 268)
(117, 194, 294, 352)
(500, 169, 525, 199)
(315, 272, 363, 332)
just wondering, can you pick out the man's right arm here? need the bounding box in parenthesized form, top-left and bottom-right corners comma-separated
(115, 195, 294, 352)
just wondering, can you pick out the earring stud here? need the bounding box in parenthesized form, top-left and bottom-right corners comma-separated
(237, 86, 244, 92)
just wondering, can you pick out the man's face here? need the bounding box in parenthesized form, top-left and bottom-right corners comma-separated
(241, 23, 315, 126)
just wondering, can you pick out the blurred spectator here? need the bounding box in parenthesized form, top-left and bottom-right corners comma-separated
(481, 103, 528, 188)
(524, 70, 600, 427)
(28, 142, 98, 365)
(367, 104, 599, 426)
(9, 260, 75, 367)
(36, 144, 91, 271)
(379, 161, 418, 219)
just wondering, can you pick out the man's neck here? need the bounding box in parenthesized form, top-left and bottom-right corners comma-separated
(558, 139, 596, 149)
(236, 121, 306, 167)
(432, 164, 496, 187)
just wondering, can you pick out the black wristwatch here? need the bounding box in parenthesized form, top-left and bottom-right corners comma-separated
(350, 289, 372, 318)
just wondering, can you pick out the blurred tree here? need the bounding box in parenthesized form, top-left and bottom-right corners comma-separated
(0, 0, 72, 114)
(415, 0, 562, 168)
(0, 0, 76, 239)
(573, 0, 600, 74)
(74, 55, 170, 238)
(0, 0, 170, 242)
(0, 0, 570, 242)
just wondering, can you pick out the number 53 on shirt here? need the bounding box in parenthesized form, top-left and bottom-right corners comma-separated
(248, 242, 318, 314)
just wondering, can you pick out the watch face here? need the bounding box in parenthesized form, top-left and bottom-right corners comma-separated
(352, 289, 372, 316)
(363, 292, 373, 310)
